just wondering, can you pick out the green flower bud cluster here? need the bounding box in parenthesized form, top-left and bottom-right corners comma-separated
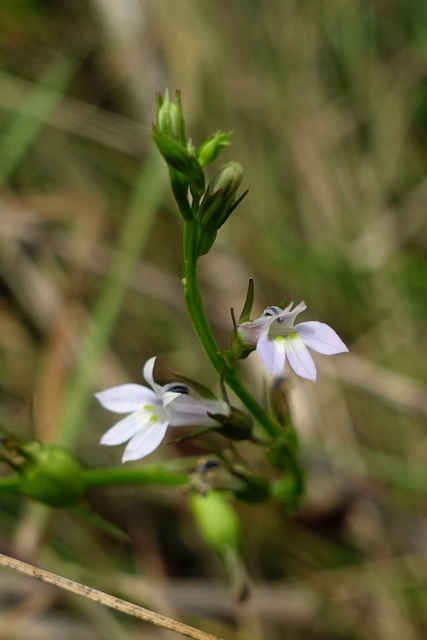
(153, 90, 247, 256)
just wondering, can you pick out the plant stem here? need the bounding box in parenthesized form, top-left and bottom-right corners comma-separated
(182, 220, 281, 439)
(84, 466, 188, 488)
(0, 462, 194, 496)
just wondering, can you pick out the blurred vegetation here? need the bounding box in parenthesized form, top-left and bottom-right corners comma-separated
(1, 1, 427, 639)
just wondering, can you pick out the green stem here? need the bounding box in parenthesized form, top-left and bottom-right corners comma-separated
(182, 220, 281, 439)
(0, 466, 189, 497)
(84, 466, 188, 488)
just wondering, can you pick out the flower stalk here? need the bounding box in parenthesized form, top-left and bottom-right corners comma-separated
(182, 219, 289, 442)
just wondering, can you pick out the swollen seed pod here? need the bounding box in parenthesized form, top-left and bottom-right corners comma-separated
(189, 490, 240, 554)
(17, 442, 85, 508)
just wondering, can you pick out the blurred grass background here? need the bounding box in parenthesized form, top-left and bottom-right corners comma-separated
(1, 1, 427, 638)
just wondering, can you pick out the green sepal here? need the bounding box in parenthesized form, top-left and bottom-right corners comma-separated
(173, 89, 187, 145)
(172, 372, 217, 399)
(238, 278, 254, 323)
(168, 425, 220, 445)
(225, 287, 256, 363)
(224, 188, 249, 220)
(225, 336, 254, 364)
(211, 407, 254, 441)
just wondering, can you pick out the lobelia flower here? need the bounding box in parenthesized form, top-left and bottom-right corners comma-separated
(96, 357, 229, 462)
(238, 301, 348, 381)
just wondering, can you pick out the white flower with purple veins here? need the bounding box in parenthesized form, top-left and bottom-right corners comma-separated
(96, 357, 229, 462)
(238, 301, 348, 381)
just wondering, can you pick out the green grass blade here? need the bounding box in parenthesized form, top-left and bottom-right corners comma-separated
(0, 53, 82, 186)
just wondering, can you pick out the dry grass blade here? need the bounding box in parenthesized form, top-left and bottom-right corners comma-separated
(0, 553, 224, 640)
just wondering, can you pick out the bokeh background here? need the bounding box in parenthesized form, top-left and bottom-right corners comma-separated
(1, 1, 427, 639)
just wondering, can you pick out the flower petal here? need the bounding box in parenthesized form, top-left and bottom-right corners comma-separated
(122, 420, 169, 462)
(295, 321, 348, 355)
(95, 384, 156, 413)
(162, 390, 184, 407)
(256, 335, 286, 375)
(275, 300, 307, 329)
(167, 396, 229, 427)
(267, 302, 307, 338)
(238, 316, 273, 345)
(143, 357, 163, 396)
(100, 409, 151, 445)
(285, 336, 317, 381)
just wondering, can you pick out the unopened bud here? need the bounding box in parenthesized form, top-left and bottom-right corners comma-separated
(208, 161, 243, 199)
(156, 90, 186, 145)
(154, 91, 205, 200)
(198, 162, 244, 232)
(196, 131, 233, 166)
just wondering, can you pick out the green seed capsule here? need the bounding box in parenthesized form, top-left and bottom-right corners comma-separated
(189, 490, 240, 553)
(18, 443, 85, 508)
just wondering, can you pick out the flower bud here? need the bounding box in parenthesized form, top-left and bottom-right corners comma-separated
(196, 131, 233, 166)
(156, 89, 186, 145)
(17, 442, 85, 508)
(207, 161, 243, 201)
(153, 90, 205, 200)
(198, 162, 244, 231)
